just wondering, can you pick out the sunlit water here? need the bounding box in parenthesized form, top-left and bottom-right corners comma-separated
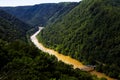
(31, 27, 116, 80)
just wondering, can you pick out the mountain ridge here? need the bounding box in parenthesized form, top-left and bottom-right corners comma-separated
(0, 2, 79, 26)
(37, 0, 120, 79)
(0, 9, 32, 41)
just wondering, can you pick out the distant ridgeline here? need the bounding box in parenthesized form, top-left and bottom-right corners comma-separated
(37, 0, 120, 79)
(0, 2, 79, 27)
(0, 3, 101, 80)
(0, 9, 32, 42)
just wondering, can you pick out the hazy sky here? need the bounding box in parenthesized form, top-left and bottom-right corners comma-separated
(0, 0, 81, 7)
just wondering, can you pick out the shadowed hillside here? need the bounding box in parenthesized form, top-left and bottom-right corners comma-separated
(0, 5, 99, 80)
(0, 2, 78, 26)
(0, 9, 31, 41)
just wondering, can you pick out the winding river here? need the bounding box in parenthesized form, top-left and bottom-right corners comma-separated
(31, 27, 116, 80)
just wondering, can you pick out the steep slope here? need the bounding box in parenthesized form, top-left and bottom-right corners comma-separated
(0, 40, 95, 80)
(0, 9, 96, 80)
(47, 2, 80, 25)
(0, 10, 32, 41)
(38, 0, 120, 79)
(0, 2, 78, 26)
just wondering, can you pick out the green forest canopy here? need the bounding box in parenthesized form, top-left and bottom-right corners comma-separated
(38, 0, 120, 79)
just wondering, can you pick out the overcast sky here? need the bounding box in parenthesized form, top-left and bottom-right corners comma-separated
(0, 0, 81, 7)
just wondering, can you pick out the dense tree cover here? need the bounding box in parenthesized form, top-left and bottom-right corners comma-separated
(0, 40, 99, 80)
(0, 2, 78, 26)
(0, 4, 105, 80)
(47, 2, 80, 26)
(0, 9, 100, 80)
(38, 0, 120, 79)
(0, 10, 32, 41)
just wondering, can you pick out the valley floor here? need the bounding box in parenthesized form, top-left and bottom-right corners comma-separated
(31, 27, 116, 80)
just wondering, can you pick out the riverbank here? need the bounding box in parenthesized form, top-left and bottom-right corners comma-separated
(31, 27, 116, 80)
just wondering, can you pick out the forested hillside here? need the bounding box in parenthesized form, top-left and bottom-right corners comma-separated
(38, 0, 120, 79)
(0, 40, 97, 80)
(0, 8, 98, 80)
(0, 2, 78, 26)
(0, 10, 31, 41)
(47, 2, 80, 25)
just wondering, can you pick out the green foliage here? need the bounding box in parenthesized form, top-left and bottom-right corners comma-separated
(38, 0, 120, 79)
(0, 10, 32, 41)
(0, 2, 78, 26)
(0, 40, 94, 80)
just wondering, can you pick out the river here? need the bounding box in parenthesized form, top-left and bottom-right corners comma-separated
(30, 27, 116, 80)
